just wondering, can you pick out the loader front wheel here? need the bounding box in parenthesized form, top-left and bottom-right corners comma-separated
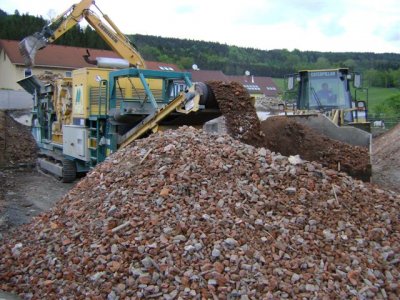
(62, 159, 77, 183)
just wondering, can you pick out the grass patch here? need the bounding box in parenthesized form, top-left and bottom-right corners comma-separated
(364, 87, 400, 112)
(272, 78, 285, 93)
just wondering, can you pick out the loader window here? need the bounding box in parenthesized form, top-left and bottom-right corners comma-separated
(301, 71, 350, 111)
(310, 79, 339, 108)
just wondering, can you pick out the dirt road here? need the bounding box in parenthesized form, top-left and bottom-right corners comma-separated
(0, 168, 75, 235)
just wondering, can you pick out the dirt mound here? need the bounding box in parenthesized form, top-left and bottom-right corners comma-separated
(206, 81, 264, 146)
(1, 127, 399, 299)
(0, 111, 37, 168)
(372, 122, 400, 192)
(260, 116, 371, 181)
(205, 83, 370, 181)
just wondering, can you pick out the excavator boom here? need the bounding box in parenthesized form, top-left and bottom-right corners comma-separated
(19, 0, 145, 68)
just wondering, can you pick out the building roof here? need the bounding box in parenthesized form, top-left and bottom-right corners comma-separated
(0, 39, 279, 96)
(0, 39, 181, 71)
(227, 75, 279, 96)
(186, 69, 279, 97)
(187, 69, 229, 82)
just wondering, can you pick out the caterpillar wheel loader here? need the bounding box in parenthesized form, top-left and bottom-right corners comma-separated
(17, 0, 221, 182)
(283, 68, 372, 149)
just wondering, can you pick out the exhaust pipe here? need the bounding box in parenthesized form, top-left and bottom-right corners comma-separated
(19, 32, 47, 67)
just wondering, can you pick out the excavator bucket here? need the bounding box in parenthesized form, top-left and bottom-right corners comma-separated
(19, 32, 47, 67)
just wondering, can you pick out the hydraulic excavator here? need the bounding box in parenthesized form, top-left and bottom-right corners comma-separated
(18, 0, 220, 182)
(19, 0, 145, 68)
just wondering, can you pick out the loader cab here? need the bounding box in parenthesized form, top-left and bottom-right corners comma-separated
(286, 68, 368, 125)
(298, 69, 351, 111)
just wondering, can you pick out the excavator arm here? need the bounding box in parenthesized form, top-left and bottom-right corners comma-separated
(19, 0, 146, 68)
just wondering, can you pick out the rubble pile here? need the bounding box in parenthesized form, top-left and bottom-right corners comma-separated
(204, 82, 370, 181)
(37, 72, 64, 84)
(254, 96, 284, 113)
(0, 111, 37, 168)
(1, 127, 399, 299)
(372, 122, 400, 192)
(260, 116, 371, 181)
(206, 81, 264, 146)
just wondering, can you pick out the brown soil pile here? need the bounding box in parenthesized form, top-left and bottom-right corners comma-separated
(372, 122, 400, 192)
(206, 81, 264, 146)
(260, 116, 371, 181)
(0, 110, 37, 168)
(205, 81, 370, 181)
(1, 127, 399, 299)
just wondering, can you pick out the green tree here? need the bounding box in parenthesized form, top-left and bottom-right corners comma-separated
(314, 57, 331, 69)
(388, 69, 400, 88)
(374, 94, 400, 118)
(3, 10, 400, 77)
(343, 59, 356, 69)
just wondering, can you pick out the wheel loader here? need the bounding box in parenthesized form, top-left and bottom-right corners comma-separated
(283, 68, 372, 150)
(17, 0, 221, 182)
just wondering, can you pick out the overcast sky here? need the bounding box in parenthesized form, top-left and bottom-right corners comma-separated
(1, 0, 399, 53)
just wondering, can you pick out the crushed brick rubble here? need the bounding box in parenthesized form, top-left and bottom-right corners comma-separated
(0, 127, 399, 299)
(0, 110, 37, 168)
